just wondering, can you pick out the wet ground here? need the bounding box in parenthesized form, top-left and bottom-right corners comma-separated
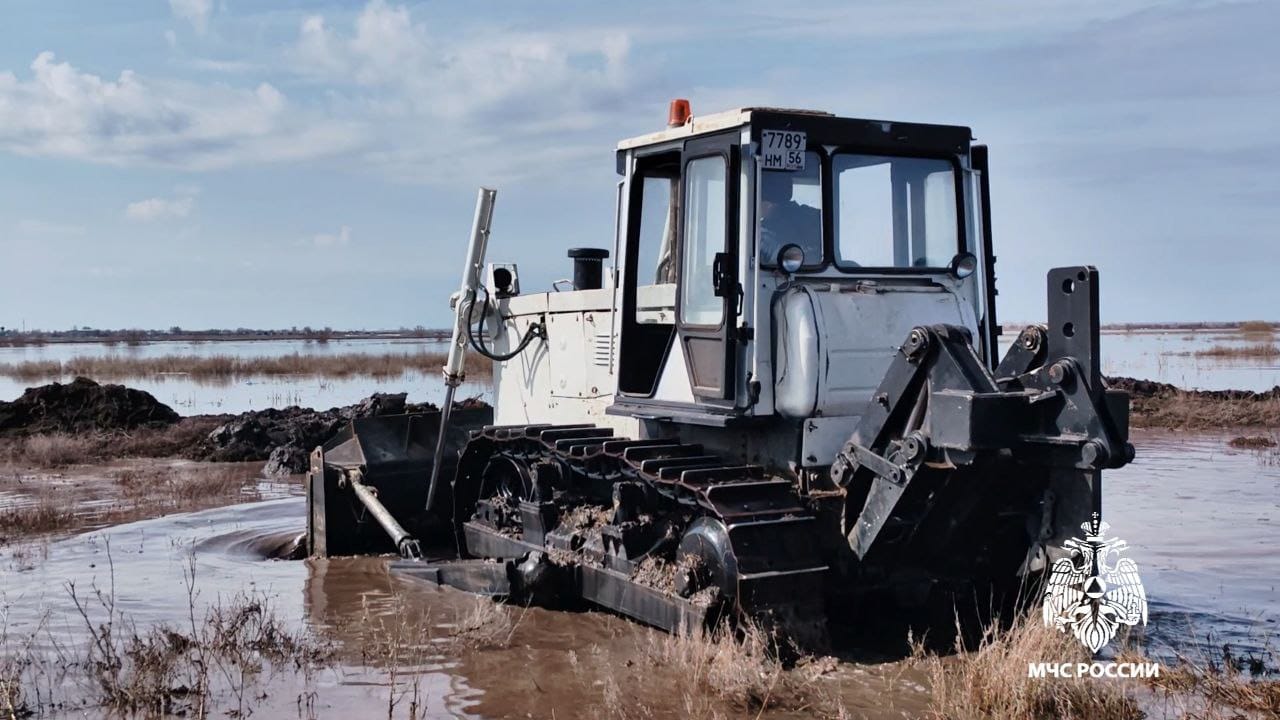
(0, 497, 934, 719)
(0, 427, 1274, 717)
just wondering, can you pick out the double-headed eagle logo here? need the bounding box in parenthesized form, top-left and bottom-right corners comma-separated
(1042, 513, 1148, 652)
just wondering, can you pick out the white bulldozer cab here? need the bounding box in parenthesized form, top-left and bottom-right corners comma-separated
(486, 102, 995, 474)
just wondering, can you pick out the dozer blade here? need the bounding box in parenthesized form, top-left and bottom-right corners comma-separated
(832, 267, 1133, 588)
(307, 407, 493, 558)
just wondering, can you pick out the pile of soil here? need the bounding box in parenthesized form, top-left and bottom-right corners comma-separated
(0, 377, 180, 435)
(0, 379, 493, 476)
(1106, 375, 1280, 429)
(193, 393, 440, 476)
(1106, 376, 1280, 402)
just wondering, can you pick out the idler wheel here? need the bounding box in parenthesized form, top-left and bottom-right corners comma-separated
(674, 518, 738, 600)
(513, 551, 559, 607)
(481, 454, 534, 501)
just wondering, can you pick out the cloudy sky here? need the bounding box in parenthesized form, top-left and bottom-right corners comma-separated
(1, 0, 1275, 330)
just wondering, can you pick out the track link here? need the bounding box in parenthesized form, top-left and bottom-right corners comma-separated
(454, 423, 829, 647)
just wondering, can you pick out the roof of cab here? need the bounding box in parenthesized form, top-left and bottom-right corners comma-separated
(615, 107, 834, 151)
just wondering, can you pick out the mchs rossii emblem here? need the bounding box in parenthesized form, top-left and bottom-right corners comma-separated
(1042, 513, 1148, 652)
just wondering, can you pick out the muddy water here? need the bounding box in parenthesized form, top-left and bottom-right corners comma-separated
(1108, 430, 1280, 662)
(0, 427, 1274, 717)
(0, 499, 932, 718)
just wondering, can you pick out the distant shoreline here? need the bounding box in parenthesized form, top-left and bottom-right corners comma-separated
(1, 320, 1274, 348)
(0, 328, 451, 347)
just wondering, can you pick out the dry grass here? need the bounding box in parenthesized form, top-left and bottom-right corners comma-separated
(1237, 321, 1276, 338)
(0, 351, 491, 383)
(1230, 435, 1278, 450)
(0, 417, 224, 469)
(1116, 639, 1280, 718)
(1131, 392, 1280, 430)
(1, 553, 330, 718)
(1140, 663, 1280, 717)
(1195, 343, 1280, 359)
(69, 559, 328, 716)
(112, 465, 250, 506)
(0, 499, 76, 540)
(910, 617, 1142, 720)
(0, 434, 98, 468)
(351, 594, 519, 719)
(0, 464, 255, 545)
(635, 621, 842, 718)
(447, 597, 516, 650)
(110, 417, 224, 458)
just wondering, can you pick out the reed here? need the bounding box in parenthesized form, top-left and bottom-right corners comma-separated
(1238, 320, 1276, 335)
(1195, 343, 1280, 359)
(0, 352, 491, 382)
(910, 616, 1142, 719)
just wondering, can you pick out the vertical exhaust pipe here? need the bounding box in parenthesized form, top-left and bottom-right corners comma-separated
(426, 187, 497, 512)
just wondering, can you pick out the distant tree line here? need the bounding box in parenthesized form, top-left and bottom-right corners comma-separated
(0, 325, 449, 346)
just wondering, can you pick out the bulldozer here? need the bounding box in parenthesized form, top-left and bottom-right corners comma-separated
(307, 101, 1133, 648)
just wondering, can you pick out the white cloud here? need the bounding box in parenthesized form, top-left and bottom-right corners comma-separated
(294, 1, 630, 116)
(310, 225, 352, 247)
(0, 52, 364, 170)
(169, 0, 213, 34)
(125, 188, 197, 221)
(290, 0, 636, 182)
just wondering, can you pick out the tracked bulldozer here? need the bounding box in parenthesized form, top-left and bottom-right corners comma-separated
(307, 101, 1132, 647)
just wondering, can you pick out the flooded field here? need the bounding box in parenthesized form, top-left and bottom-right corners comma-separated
(0, 338, 488, 415)
(0, 328, 1276, 717)
(0, 497, 938, 719)
(0, 426, 1274, 718)
(0, 328, 1275, 416)
(1107, 431, 1279, 662)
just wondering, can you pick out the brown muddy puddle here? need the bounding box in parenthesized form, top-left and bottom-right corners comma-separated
(0, 497, 931, 718)
(0, 427, 1275, 718)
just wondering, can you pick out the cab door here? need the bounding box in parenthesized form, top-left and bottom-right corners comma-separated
(677, 132, 740, 400)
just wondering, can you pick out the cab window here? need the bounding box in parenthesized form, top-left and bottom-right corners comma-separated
(633, 163, 679, 325)
(833, 154, 958, 268)
(759, 150, 821, 267)
(680, 155, 728, 327)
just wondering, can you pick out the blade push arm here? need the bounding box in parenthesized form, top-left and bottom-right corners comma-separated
(830, 267, 1133, 560)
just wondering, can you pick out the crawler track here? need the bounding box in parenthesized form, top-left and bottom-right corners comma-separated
(452, 423, 829, 646)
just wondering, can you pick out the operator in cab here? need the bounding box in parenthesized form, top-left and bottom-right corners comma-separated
(760, 162, 822, 268)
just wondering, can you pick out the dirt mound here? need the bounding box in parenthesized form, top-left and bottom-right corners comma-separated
(193, 392, 447, 475)
(0, 377, 180, 435)
(1106, 376, 1280, 429)
(1106, 375, 1280, 402)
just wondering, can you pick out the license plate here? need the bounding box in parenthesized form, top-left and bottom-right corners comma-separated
(760, 130, 807, 171)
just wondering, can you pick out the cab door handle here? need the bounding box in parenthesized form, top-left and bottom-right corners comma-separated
(712, 252, 736, 298)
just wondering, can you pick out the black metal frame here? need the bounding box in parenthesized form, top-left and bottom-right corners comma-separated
(971, 144, 1000, 370)
(617, 150, 681, 398)
(830, 267, 1132, 561)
